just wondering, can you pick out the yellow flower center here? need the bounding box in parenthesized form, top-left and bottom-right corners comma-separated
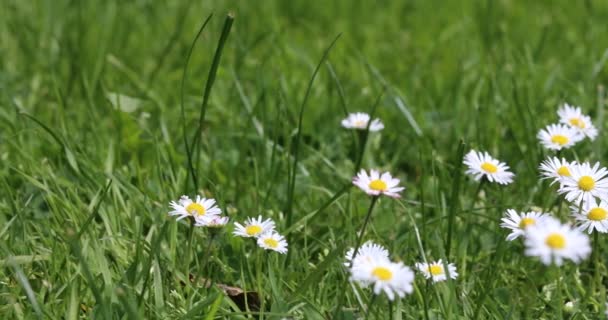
(480, 162, 498, 173)
(369, 179, 388, 191)
(569, 117, 585, 129)
(185, 203, 205, 216)
(245, 225, 263, 236)
(557, 166, 571, 177)
(263, 238, 279, 248)
(578, 176, 595, 191)
(545, 233, 566, 249)
(551, 135, 569, 146)
(371, 267, 393, 281)
(519, 217, 536, 229)
(588, 207, 607, 221)
(429, 265, 443, 276)
(354, 120, 367, 127)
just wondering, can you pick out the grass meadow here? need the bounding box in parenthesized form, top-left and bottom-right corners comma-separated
(2, 0, 608, 318)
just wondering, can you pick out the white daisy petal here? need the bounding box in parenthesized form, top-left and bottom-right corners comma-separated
(415, 259, 458, 283)
(558, 103, 598, 140)
(353, 169, 405, 198)
(524, 217, 591, 266)
(341, 112, 384, 131)
(537, 123, 583, 150)
(350, 255, 414, 301)
(256, 232, 288, 254)
(571, 198, 608, 234)
(500, 209, 549, 241)
(233, 216, 276, 238)
(558, 162, 608, 204)
(463, 150, 514, 185)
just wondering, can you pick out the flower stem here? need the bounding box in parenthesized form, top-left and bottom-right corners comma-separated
(364, 293, 378, 320)
(349, 196, 379, 266)
(555, 266, 563, 319)
(184, 220, 195, 284)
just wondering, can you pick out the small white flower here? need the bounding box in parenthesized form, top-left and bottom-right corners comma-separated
(558, 162, 608, 203)
(500, 209, 548, 241)
(463, 150, 514, 185)
(344, 241, 389, 267)
(168, 195, 222, 225)
(233, 216, 275, 238)
(558, 103, 598, 140)
(350, 257, 414, 301)
(524, 217, 591, 266)
(537, 124, 583, 150)
(200, 215, 230, 228)
(415, 259, 458, 283)
(352, 169, 404, 198)
(539, 157, 576, 186)
(341, 112, 384, 131)
(257, 232, 288, 254)
(571, 198, 608, 234)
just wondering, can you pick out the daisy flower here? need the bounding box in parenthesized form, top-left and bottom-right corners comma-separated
(558, 103, 598, 140)
(500, 209, 548, 241)
(350, 256, 415, 301)
(256, 232, 288, 254)
(233, 216, 275, 238)
(344, 241, 389, 267)
(352, 169, 404, 198)
(463, 150, 514, 185)
(200, 215, 230, 228)
(539, 157, 575, 185)
(415, 259, 458, 283)
(571, 198, 608, 234)
(168, 195, 222, 224)
(524, 217, 591, 266)
(558, 162, 608, 203)
(341, 112, 384, 131)
(537, 124, 582, 150)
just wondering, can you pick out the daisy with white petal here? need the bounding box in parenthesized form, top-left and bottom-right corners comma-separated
(168, 195, 222, 222)
(257, 232, 288, 254)
(233, 216, 275, 238)
(199, 215, 230, 228)
(350, 256, 414, 301)
(463, 150, 514, 185)
(558, 162, 608, 203)
(537, 124, 582, 150)
(415, 259, 458, 283)
(571, 198, 608, 234)
(539, 157, 575, 185)
(353, 169, 404, 198)
(344, 241, 389, 267)
(558, 103, 598, 140)
(524, 217, 591, 266)
(341, 112, 384, 131)
(500, 209, 548, 241)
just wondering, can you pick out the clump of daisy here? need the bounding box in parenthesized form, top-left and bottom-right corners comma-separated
(233, 216, 288, 254)
(168, 195, 224, 227)
(501, 209, 548, 241)
(233, 216, 275, 238)
(539, 157, 575, 186)
(463, 150, 514, 185)
(349, 252, 414, 301)
(256, 232, 288, 254)
(558, 103, 598, 140)
(353, 169, 404, 198)
(558, 162, 608, 203)
(524, 217, 591, 266)
(344, 241, 389, 267)
(571, 198, 608, 234)
(537, 123, 583, 150)
(415, 259, 458, 283)
(341, 112, 384, 131)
